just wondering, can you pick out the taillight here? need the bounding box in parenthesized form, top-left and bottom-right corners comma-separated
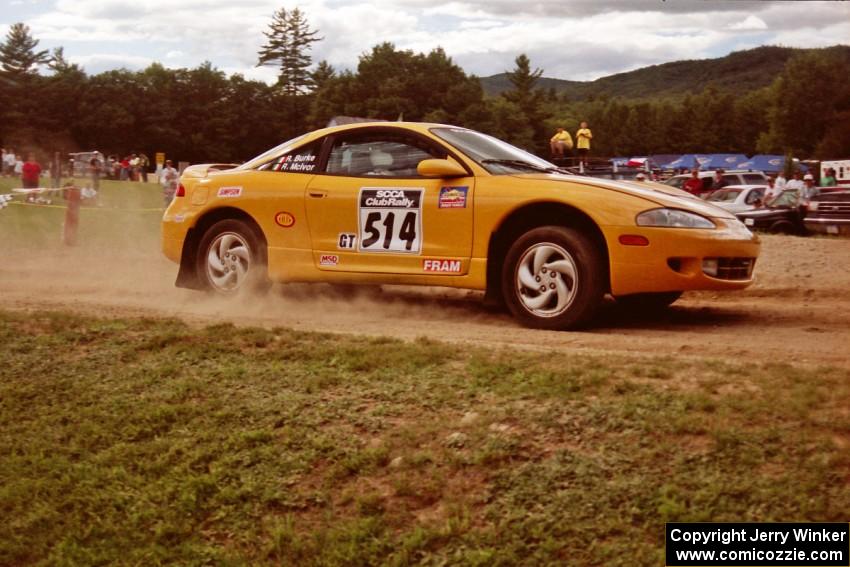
(176, 184, 186, 197)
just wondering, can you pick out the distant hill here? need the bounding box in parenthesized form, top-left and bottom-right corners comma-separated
(480, 45, 850, 101)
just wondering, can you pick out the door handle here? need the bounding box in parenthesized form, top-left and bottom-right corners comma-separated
(308, 190, 327, 198)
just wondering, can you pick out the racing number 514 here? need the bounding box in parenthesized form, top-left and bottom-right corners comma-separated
(362, 211, 417, 251)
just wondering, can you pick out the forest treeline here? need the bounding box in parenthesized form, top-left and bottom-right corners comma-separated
(0, 18, 848, 165)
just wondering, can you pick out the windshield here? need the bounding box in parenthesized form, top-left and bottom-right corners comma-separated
(768, 190, 798, 208)
(431, 127, 561, 175)
(237, 133, 309, 170)
(708, 189, 742, 203)
(664, 176, 687, 189)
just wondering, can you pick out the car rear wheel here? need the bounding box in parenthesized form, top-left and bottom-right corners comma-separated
(196, 219, 268, 294)
(502, 226, 605, 330)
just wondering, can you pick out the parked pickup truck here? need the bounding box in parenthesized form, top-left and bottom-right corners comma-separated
(804, 190, 850, 236)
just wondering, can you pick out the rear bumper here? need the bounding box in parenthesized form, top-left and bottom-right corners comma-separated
(606, 221, 760, 296)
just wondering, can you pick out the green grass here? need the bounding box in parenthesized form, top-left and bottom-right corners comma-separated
(1, 311, 848, 565)
(0, 178, 162, 251)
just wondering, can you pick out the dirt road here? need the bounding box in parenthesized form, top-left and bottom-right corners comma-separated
(3, 234, 849, 367)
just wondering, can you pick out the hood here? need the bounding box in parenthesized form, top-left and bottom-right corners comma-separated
(516, 173, 738, 220)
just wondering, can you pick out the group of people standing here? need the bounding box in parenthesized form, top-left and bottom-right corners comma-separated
(549, 122, 593, 165)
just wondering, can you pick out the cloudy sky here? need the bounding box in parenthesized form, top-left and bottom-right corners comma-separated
(3, 0, 849, 82)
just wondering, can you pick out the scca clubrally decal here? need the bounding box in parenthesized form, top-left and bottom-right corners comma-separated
(357, 188, 423, 254)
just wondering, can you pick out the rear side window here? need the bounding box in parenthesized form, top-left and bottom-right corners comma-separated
(743, 174, 766, 184)
(722, 175, 739, 185)
(745, 188, 764, 204)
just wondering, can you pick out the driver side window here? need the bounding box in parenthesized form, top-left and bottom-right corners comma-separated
(325, 134, 442, 177)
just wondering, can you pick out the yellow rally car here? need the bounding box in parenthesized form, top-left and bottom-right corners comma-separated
(162, 122, 759, 330)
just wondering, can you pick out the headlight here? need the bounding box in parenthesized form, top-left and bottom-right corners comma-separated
(636, 208, 716, 229)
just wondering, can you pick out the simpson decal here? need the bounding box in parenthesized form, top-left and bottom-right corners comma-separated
(217, 186, 243, 198)
(274, 211, 296, 228)
(319, 254, 339, 266)
(338, 233, 357, 250)
(357, 188, 423, 254)
(423, 259, 462, 273)
(438, 186, 468, 209)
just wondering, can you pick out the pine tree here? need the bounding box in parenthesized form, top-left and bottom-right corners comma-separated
(503, 54, 548, 153)
(257, 8, 321, 95)
(0, 23, 51, 76)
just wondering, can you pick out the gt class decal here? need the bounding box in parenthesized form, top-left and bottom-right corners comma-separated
(358, 188, 423, 254)
(274, 211, 296, 227)
(423, 259, 462, 273)
(337, 232, 357, 250)
(217, 186, 243, 198)
(319, 254, 339, 266)
(438, 186, 468, 209)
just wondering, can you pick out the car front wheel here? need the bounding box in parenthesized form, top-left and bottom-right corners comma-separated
(502, 226, 606, 330)
(196, 219, 268, 294)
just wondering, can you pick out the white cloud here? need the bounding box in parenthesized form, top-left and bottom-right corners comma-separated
(728, 15, 768, 31)
(9, 0, 850, 83)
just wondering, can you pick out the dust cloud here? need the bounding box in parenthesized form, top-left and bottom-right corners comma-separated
(3, 217, 850, 368)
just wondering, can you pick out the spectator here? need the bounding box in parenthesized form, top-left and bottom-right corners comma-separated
(635, 172, 647, 182)
(683, 169, 703, 195)
(775, 171, 787, 191)
(785, 171, 804, 193)
(120, 156, 130, 181)
(549, 127, 573, 158)
(49, 152, 62, 188)
(130, 153, 140, 181)
(21, 153, 41, 203)
(821, 167, 837, 187)
(3, 148, 16, 176)
(139, 152, 150, 182)
(575, 121, 592, 166)
(764, 177, 781, 204)
(712, 169, 729, 191)
(160, 159, 179, 207)
(799, 174, 818, 204)
(89, 157, 102, 191)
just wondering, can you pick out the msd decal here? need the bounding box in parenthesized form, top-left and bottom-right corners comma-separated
(319, 254, 339, 266)
(423, 259, 462, 273)
(438, 186, 468, 209)
(217, 186, 243, 198)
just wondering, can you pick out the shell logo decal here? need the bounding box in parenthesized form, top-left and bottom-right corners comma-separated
(275, 211, 296, 228)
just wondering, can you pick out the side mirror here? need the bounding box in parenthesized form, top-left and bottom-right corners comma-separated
(417, 159, 467, 178)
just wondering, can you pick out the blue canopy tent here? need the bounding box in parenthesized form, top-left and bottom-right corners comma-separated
(701, 154, 749, 170)
(737, 155, 808, 174)
(663, 154, 712, 171)
(648, 154, 681, 169)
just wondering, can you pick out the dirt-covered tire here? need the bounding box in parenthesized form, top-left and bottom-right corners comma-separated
(501, 226, 606, 330)
(615, 291, 682, 311)
(195, 219, 269, 294)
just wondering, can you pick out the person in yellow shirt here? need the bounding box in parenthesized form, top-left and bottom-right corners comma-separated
(575, 121, 592, 166)
(549, 127, 573, 158)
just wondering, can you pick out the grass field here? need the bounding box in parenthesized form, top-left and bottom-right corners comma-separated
(0, 178, 162, 251)
(1, 310, 848, 565)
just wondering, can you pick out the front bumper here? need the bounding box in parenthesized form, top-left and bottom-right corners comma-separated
(606, 219, 760, 296)
(803, 217, 850, 236)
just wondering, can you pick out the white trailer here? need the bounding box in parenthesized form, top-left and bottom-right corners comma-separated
(821, 159, 850, 186)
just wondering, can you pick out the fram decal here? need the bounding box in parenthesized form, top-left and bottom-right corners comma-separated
(319, 254, 339, 266)
(338, 232, 357, 250)
(438, 186, 468, 209)
(423, 259, 462, 273)
(217, 186, 243, 198)
(274, 211, 296, 227)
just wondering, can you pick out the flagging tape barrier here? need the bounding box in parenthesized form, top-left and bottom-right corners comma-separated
(5, 201, 163, 212)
